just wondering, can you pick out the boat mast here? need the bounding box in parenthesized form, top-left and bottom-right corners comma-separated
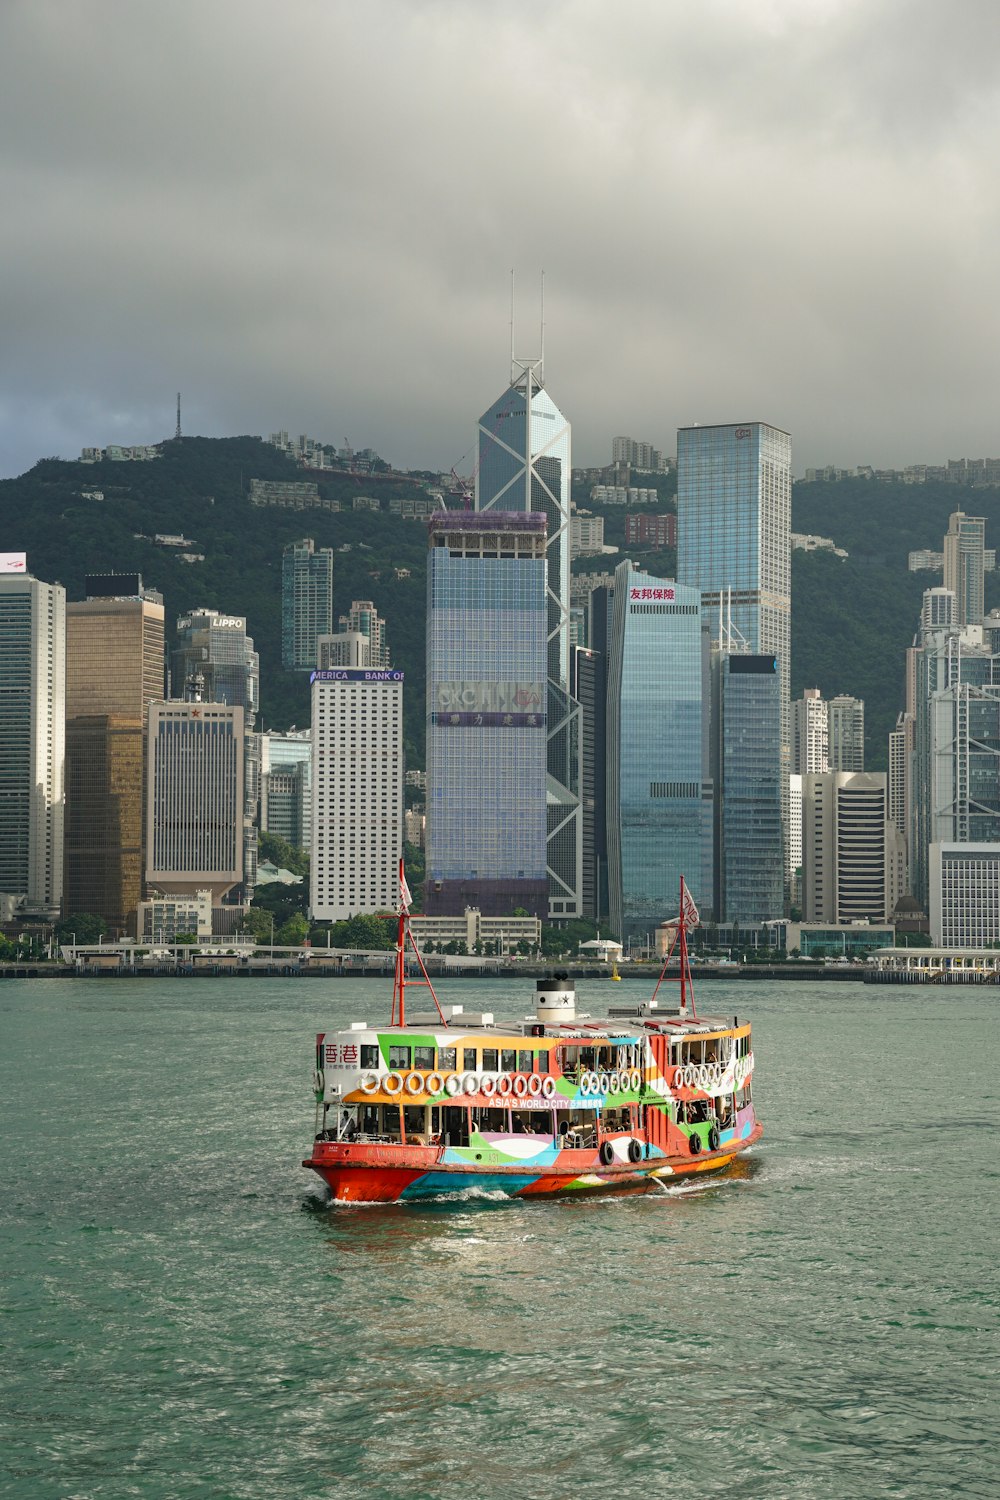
(391, 859, 450, 1029)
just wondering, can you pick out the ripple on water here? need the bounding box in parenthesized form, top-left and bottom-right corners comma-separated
(1, 975, 998, 1499)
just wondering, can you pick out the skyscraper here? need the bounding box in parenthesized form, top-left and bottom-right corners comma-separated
(606, 564, 710, 944)
(281, 539, 334, 670)
(146, 700, 244, 904)
(828, 694, 865, 772)
(309, 668, 403, 921)
(0, 562, 65, 920)
(942, 511, 986, 626)
(803, 772, 903, 924)
(261, 729, 312, 850)
(792, 688, 829, 775)
(712, 653, 784, 923)
(172, 608, 260, 893)
(64, 582, 165, 932)
(476, 361, 581, 918)
(338, 600, 389, 669)
(424, 511, 549, 919)
(677, 421, 792, 781)
(172, 609, 259, 721)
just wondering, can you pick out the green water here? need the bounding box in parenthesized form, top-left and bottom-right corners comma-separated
(1, 976, 996, 1499)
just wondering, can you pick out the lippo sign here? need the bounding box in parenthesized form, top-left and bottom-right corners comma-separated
(629, 585, 674, 603)
(0, 553, 27, 573)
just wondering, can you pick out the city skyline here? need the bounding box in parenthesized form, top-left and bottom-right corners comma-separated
(4, 4, 1000, 481)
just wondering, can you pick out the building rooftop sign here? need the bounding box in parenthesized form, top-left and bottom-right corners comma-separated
(1, 553, 27, 573)
(310, 669, 404, 684)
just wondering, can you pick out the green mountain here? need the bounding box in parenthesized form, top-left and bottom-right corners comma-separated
(3, 441, 997, 774)
(0, 437, 432, 763)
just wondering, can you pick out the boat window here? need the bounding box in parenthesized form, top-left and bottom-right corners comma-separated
(413, 1045, 435, 1070)
(581, 1047, 595, 1069)
(438, 1047, 457, 1072)
(360, 1044, 379, 1069)
(501, 1048, 516, 1071)
(474, 1107, 507, 1133)
(481, 1048, 499, 1071)
(402, 1106, 425, 1141)
(389, 1044, 411, 1070)
(361, 1104, 380, 1134)
(462, 1048, 478, 1070)
(518, 1049, 533, 1073)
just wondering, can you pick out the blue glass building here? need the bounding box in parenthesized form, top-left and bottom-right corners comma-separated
(713, 653, 784, 923)
(606, 564, 711, 944)
(425, 512, 549, 919)
(677, 422, 791, 781)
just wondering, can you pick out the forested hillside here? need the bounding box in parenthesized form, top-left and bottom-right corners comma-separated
(3, 441, 997, 775)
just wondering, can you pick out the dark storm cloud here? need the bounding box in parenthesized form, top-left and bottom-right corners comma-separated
(3, 0, 1000, 478)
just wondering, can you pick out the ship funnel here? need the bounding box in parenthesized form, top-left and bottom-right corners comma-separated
(535, 975, 576, 1024)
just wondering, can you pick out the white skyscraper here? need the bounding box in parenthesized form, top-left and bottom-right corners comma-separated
(0, 562, 65, 919)
(792, 688, 829, 775)
(310, 669, 403, 921)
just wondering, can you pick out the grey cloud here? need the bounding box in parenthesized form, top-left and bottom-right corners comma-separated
(3, 0, 1000, 479)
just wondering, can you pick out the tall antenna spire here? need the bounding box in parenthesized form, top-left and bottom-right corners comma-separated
(540, 269, 545, 384)
(175, 393, 182, 441)
(509, 269, 515, 381)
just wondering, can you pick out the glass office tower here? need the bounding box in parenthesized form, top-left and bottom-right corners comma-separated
(476, 364, 581, 918)
(606, 565, 710, 945)
(713, 653, 784, 923)
(677, 422, 791, 783)
(425, 511, 549, 919)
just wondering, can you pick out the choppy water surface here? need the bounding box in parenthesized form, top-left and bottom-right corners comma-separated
(1, 976, 997, 1498)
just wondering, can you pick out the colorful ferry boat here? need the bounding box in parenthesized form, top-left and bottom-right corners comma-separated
(303, 878, 761, 1203)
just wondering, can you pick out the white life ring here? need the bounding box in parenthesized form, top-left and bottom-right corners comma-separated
(608, 1072, 620, 1095)
(619, 1070, 630, 1092)
(360, 1073, 380, 1094)
(462, 1072, 479, 1095)
(497, 1073, 513, 1096)
(383, 1072, 403, 1096)
(313, 1069, 325, 1094)
(444, 1073, 462, 1097)
(527, 1074, 543, 1097)
(405, 1072, 424, 1096)
(596, 1072, 610, 1094)
(580, 1072, 595, 1096)
(513, 1075, 528, 1098)
(629, 1068, 642, 1091)
(426, 1071, 444, 1096)
(541, 1076, 556, 1099)
(480, 1075, 498, 1097)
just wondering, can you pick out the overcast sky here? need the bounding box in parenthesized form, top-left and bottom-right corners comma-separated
(2, 0, 1000, 480)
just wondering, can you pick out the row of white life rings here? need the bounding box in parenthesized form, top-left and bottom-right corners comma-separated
(358, 1070, 561, 1100)
(579, 1069, 642, 1096)
(674, 1061, 725, 1092)
(734, 1052, 754, 1087)
(673, 1053, 753, 1094)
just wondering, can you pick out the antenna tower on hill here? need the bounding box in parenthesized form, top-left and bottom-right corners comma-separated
(175, 393, 182, 440)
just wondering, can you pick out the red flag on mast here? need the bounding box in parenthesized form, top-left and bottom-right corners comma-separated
(681, 881, 699, 929)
